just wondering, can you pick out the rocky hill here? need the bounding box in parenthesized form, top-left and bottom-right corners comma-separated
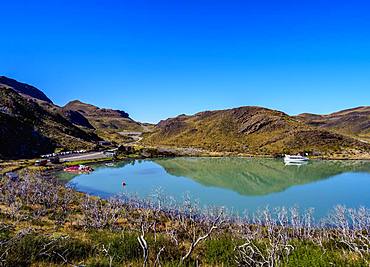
(1, 76, 369, 159)
(0, 76, 53, 103)
(296, 106, 370, 142)
(0, 76, 95, 130)
(0, 86, 99, 159)
(64, 100, 144, 132)
(143, 106, 370, 158)
(0, 76, 148, 159)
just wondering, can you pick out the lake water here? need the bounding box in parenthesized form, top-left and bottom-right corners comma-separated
(61, 157, 370, 219)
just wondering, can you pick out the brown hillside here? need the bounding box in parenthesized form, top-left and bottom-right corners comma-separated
(296, 106, 370, 141)
(143, 106, 370, 157)
(64, 100, 143, 132)
(0, 87, 99, 159)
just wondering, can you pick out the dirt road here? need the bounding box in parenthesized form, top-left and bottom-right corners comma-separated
(59, 151, 110, 162)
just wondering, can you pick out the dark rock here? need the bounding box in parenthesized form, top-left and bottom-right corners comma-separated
(0, 76, 53, 103)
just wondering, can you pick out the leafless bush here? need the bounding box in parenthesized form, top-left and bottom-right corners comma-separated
(137, 220, 149, 267)
(234, 205, 370, 266)
(325, 205, 370, 258)
(37, 234, 72, 264)
(164, 194, 226, 264)
(154, 246, 165, 267)
(0, 174, 70, 227)
(120, 191, 227, 265)
(181, 208, 224, 263)
(101, 243, 115, 267)
(235, 207, 294, 266)
(0, 228, 33, 264)
(131, 206, 169, 267)
(1, 173, 369, 266)
(81, 196, 123, 229)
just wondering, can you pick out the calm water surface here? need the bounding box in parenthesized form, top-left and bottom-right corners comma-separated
(60, 158, 370, 218)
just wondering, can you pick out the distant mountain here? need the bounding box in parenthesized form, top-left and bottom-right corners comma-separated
(0, 86, 99, 159)
(143, 106, 370, 157)
(64, 100, 143, 132)
(296, 106, 370, 142)
(1, 76, 369, 159)
(64, 100, 129, 118)
(0, 76, 53, 103)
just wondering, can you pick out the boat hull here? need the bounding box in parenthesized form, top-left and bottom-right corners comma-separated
(284, 155, 309, 163)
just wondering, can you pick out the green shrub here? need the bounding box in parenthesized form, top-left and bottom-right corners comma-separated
(203, 236, 238, 266)
(1, 232, 92, 266)
(285, 241, 368, 267)
(89, 231, 141, 262)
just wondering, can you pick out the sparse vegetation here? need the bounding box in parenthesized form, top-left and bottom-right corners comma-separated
(296, 107, 370, 143)
(63, 100, 146, 142)
(0, 170, 369, 266)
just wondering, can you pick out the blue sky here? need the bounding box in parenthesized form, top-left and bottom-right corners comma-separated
(1, 0, 369, 123)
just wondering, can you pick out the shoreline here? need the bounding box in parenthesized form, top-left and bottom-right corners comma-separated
(2, 151, 370, 177)
(135, 144, 370, 160)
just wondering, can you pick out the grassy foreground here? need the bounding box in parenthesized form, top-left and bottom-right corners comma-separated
(0, 170, 369, 266)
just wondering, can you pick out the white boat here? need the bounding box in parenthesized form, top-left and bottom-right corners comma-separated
(284, 154, 309, 163)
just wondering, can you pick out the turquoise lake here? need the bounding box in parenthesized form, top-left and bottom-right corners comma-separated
(61, 157, 370, 219)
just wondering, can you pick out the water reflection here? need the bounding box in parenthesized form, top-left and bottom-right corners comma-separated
(62, 157, 370, 218)
(284, 161, 308, 166)
(153, 158, 370, 196)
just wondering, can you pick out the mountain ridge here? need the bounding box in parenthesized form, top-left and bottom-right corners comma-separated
(1, 76, 369, 159)
(0, 76, 53, 103)
(64, 100, 130, 118)
(0, 86, 100, 158)
(143, 106, 370, 157)
(295, 106, 370, 142)
(63, 100, 144, 132)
